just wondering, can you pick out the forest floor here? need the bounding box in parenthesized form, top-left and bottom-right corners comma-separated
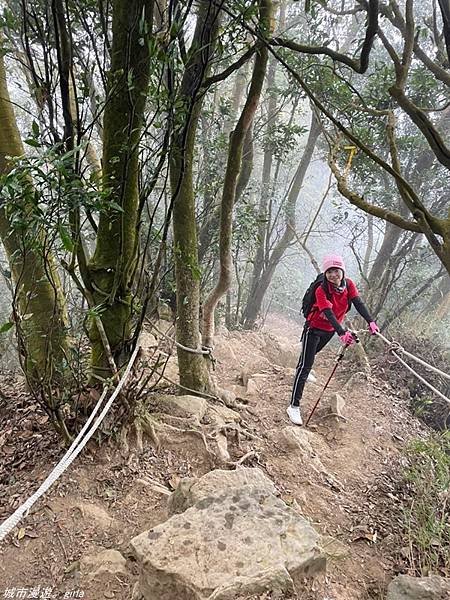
(0, 314, 430, 600)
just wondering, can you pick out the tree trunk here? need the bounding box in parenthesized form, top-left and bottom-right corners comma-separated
(87, 0, 153, 379)
(362, 214, 374, 278)
(0, 42, 69, 392)
(170, 0, 221, 393)
(250, 56, 277, 290)
(202, 0, 272, 349)
(198, 63, 250, 264)
(363, 221, 403, 311)
(242, 110, 321, 329)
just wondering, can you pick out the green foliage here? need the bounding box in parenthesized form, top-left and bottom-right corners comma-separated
(402, 433, 450, 575)
(411, 395, 435, 419)
(233, 198, 261, 250)
(0, 6, 20, 32)
(407, 66, 448, 110)
(263, 122, 307, 160)
(0, 144, 112, 253)
(0, 320, 14, 334)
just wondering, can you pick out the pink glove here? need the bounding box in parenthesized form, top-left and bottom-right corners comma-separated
(339, 331, 355, 346)
(369, 321, 380, 335)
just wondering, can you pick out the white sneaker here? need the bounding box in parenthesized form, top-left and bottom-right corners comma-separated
(286, 406, 303, 426)
(307, 372, 317, 383)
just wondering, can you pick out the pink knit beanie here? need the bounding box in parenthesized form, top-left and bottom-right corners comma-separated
(322, 254, 345, 273)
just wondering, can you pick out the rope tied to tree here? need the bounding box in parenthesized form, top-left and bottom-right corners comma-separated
(150, 322, 216, 362)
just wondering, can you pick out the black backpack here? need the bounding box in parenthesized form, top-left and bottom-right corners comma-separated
(301, 273, 349, 319)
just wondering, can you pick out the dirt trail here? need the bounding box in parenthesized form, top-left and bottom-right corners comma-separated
(0, 314, 429, 599)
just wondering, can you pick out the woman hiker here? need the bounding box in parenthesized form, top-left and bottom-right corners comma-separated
(287, 254, 379, 426)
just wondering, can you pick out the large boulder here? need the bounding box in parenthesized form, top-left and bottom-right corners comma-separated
(387, 575, 450, 599)
(167, 467, 276, 515)
(131, 486, 325, 600)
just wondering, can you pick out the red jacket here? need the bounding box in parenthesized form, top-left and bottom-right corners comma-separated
(307, 278, 359, 332)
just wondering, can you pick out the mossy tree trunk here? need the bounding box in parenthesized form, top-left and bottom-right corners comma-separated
(202, 0, 272, 349)
(169, 0, 221, 393)
(0, 41, 69, 398)
(87, 0, 153, 380)
(247, 49, 281, 323)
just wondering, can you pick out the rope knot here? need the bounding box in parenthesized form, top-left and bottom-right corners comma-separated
(202, 346, 216, 370)
(387, 340, 402, 355)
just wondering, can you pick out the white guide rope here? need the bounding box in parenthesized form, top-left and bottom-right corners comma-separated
(0, 343, 140, 542)
(374, 331, 450, 406)
(376, 331, 450, 381)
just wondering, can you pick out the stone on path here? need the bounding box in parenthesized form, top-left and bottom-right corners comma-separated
(80, 549, 128, 579)
(387, 575, 450, 599)
(329, 393, 346, 418)
(131, 469, 325, 599)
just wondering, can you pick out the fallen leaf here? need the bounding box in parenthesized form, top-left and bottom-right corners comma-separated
(168, 475, 180, 490)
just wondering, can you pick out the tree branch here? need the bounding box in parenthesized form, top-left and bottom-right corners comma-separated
(376, 3, 450, 172)
(203, 44, 258, 88)
(267, 45, 447, 237)
(386, 111, 446, 257)
(377, 0, 450, 87)
(389, 84, 450, 170)
(328, 148, 422, 232)
(271, 0, 379, 74)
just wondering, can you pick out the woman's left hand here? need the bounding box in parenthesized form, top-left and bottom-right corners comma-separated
(368, 321, 379, 335)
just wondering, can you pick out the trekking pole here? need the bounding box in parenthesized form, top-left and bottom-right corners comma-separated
(305, 332, 359, 426)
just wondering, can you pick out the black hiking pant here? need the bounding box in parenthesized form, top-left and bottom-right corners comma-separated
(290, 326, 334, 407)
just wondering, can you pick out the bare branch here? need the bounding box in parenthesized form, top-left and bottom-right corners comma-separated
(377, 0, 450, 87)
(203, 44, 258, 88)
(399, 0, 415, 88)
(328, 149, 422, 232)
(271, 0, 379, 73)
(389, 84, 450, 170)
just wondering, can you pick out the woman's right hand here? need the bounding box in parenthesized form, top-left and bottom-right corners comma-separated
(339, 331, 355, 346)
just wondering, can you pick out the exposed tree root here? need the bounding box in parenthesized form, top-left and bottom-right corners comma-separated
(214, 422, 263, 442)
(226, 450, 260, 468)
(135, 475, 171, 496)
(118, 388, 262, 470)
